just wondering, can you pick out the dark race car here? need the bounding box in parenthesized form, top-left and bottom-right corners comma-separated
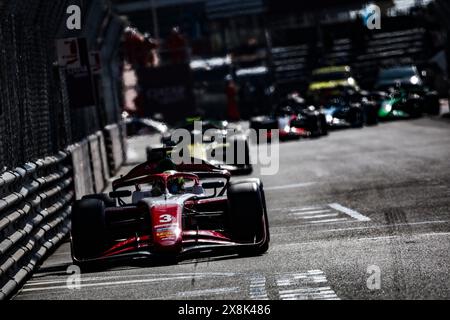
(321, 91, 365, 129)
(377, 88, 425, 119)
(71, 148, 270, 268)
(250, 93, 328, 142)
(276, 94, 329, 137)
(125, 117, 169, 137)
(155, 119, 252, 175)
(374, 65, 440, 118)
(310, 85, 379, 128)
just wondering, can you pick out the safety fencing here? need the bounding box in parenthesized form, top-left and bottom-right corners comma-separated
(0, 127, 126, 299)
(0, 0, 126, 172)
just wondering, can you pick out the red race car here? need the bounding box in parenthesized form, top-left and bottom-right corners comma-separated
(71, 148, 270, 268)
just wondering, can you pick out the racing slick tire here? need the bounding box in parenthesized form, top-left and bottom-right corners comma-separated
(229, 138, 252, 174)
(350, 108, 364, 128)
(71, 198, 108, 263)
(227, 179, 269, 255)
(319, 113, 329, 136)
(424, 93, 440, 116)
(364, 105, 379, 126)
(83, 194, 116, 207)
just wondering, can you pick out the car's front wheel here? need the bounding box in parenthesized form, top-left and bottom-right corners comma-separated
(227, 179, 269, 255)
(71, 198, 108, 262)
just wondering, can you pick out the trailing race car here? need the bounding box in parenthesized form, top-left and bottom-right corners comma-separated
(307, 66, 378, 127)
(249, 93, 328, 142)
(71, 148, 270, 268)
(321, 90, 370, 129)
(308, 65, 359, 95)
(375, 65, 440, 118)
(377, 88, 425, 119)
(125, 117, 169, 137)
(276, 94, 329, 137)
(154, 119, 252, 175)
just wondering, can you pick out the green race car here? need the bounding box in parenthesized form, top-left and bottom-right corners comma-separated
(375, 66, 440, 119)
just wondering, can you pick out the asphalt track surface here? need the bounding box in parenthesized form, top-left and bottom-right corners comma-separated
(14, 116, 450, 300)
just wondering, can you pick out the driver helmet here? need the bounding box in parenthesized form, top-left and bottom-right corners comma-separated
(168, 177, 185, 194)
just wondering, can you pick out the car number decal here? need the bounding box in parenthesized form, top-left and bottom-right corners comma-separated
(159, 214, 173, 223)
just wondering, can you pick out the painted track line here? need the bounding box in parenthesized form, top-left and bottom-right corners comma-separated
(321, 220, 450, 233)
(276, 271, 340, 300)
(308, 218, 348, 224)
(22, 274, 235, 292)
(328, 203, 371, 221)
(249, 276, 269, 300)
(300, 213, 339, 220)
(25, 272, 236, 286)
(291, 209, 333, 216)
(176, 287, 241, 298)
(265, 182, 317, 191)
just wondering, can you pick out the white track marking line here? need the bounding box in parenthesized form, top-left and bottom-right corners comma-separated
(300, 213, 339, 220)
(276, 271, 340, 300)
(358, 235, 400, 241)
(288, 206, 324, 212)
(176, 287, 241, 298)
(22, 275, 222, 292)
(328, 203, 371, 221)
(308, 218, 348, 224)
(279, 287, 332, 294)
(271, 220, 360, 232)
(265, 182, 317, 191)
(270, 206, 322, 212)
(357, 232, 450, 242)
(291, 209, 333, 216)
(249, 276, 268, 300)
(25, 272, 236, 286)
(321, 220, 450, 233)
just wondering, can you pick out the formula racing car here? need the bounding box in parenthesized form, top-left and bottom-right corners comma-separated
(154, 119, 252, 175)
(71, 148, 269, 268)
(249, 93, 328, 142)
(374, 65, 440, 119)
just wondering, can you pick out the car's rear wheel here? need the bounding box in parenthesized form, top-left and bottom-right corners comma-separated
(71, 199, 108, 262)
(364, 105, 379, 126)
(350, 108, 364, 128)
(319, 114, 329, 136)
(227, 179, 269, 255)
(424, 93, 440, 116)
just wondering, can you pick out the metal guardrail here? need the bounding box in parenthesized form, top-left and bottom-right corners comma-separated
(0, 152, 74, 299)
(104, 124, 126, 176)
(0, 127, 127, 299)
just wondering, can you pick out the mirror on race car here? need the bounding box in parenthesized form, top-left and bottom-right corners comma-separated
(202, 181, 225, 189)
(109, 190, 132, 198)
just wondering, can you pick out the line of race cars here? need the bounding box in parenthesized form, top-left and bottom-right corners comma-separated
(250, 65, 440, 138)
(72, 64, 441, 269)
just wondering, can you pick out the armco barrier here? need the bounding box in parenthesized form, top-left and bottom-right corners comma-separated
(97, 131, 111, 183)
(0, 152, 74, 299)
(104, 124, 125, 176)
(68, 141, 94, 200)
(88, 134, 105, 194)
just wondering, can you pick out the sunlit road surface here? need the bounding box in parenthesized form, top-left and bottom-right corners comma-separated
(15, 116, 450, 300)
